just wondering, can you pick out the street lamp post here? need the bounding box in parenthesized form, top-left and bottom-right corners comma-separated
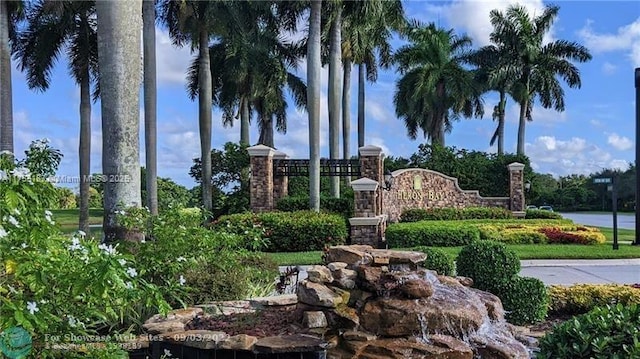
(635, 67, 640, 245)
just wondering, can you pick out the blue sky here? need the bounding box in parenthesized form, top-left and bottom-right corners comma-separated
(8, 0, 640, 189)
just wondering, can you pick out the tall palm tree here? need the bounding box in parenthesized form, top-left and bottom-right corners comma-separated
(470, 44, 513, 155)
(15, 0, 99, 234)
(327, 0, 342, 197)
(96, 0, 143, 242)
(308, 0, 322, 211)
(393, 22, 483, 145)
(143, 0, 158, 215)
(489, 5, 592, 155)
(160, 0, 223, 211)
(0, 0, 23, 153)
(341, 0, 404, 149)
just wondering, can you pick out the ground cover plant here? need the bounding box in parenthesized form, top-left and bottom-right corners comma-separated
(547, 284, 640, 315)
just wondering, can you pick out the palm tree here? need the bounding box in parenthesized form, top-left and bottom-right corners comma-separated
(393, 22, 483, 145)
(308, 0, 322, 211)
(341, 0, 404, 149)
(15, 0, 99, 234)
(143, 0, 158, 215)
(327, 0, 342, 197)
(470, 44, 513, 155)
(160, 0, 222, 211)
(95, 0, 142, 241)
(489, 5, 592, 155)
(0, 0, 23, 153)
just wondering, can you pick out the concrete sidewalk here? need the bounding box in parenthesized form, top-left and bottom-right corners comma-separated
(281, 259, 640, 286)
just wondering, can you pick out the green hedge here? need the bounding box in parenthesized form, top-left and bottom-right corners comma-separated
(538, 304, 640, 358)
(400, 207, 514, 222)
(276, 196, 353, 220)
(413, 246, 455, 276)
(526, 209, 563, 219)
(493, 276, 548, 325)
(386, 222, 480, 247)
(455, 240, 520, 291)
(213, 211, 347, 252)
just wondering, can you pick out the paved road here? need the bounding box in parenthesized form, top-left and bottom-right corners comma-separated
(560, 212, 636, 230)
(282, 260, 640, 286)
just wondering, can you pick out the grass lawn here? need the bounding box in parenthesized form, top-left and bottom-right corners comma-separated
(264, 243, 640, 266)
(597, 227, 636, 243)
(50, 208, 104, 235)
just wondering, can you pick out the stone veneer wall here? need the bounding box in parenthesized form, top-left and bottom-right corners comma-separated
(272, 151, 289, 206)
(383, 168, 511, 223)
(508, 162, 525, 213)
(350, 224, 381, 247)
(248, 145, 275, 213)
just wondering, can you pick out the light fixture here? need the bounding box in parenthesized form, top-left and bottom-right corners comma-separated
(525, 180, 531, 192)
(383, 170, 394, 191)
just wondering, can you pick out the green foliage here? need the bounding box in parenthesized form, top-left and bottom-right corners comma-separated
(118, 208, 278, 308)
(407, 144, 532, 197)
(87, 186, 103, 208)
(0, 146, 168, 358)
(287, 176, 354, 198)
(53, 186, 77, 209)
(547, 284, 640, 315)
(455, 240, 520, 291)
(387, 221, 480, 247)
(413, 246, 455, 276)
(20, 138, 63, 179)
(525, 209, 563, 219)
(537, 304, 640, 359)
(492, 276, 548, 325)
(276, 195, 353, 220)
(400, 207, 514, 222)
(141, 167, 191, 211)
(213, 211, 348, 252)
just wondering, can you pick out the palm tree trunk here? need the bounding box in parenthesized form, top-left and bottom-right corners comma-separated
(497, 90, 506, 156)
(78, 71, 91, 235)
(240, 96, 250, 146)
(0, 1, 13, 153)
(357, 63, 365, 148)
(96, 0, 143, 242)
(342, 59, 351, 160)
(517, 100, 527, 155)
(198, 28, 213, 211)
(328, 6, 342, 198)
(308, 0, 322, 211)
(435, 81, 446, 146)
(143, 0, 158, 215)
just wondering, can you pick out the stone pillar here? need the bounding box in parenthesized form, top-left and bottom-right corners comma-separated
(508, 162, 525, 216)
(349, 178, 384, 247)
(273, 151, 289, 206)
(247, 145, 275, 213)
(358, 145, 384, 216)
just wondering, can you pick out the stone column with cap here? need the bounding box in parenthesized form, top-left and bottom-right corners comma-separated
(247, 145, 275, 212)
(272, 150, 289, 206)
(358, 145, 384, 216)
(507, 162, 526, 216)
(349, 178, 383, 247)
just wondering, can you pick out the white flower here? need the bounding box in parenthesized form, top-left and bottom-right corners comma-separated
(27, 301, 39, 315)
(98, 243, 118, 255)
(179, 275, 186, 286)
(0, 227, 7, 238)
(76, 230, 86, 238)
(20, 243, 27, 249)
(0, 170, 7, 181)
(45, 216, 55, 225)
(13, 209, 20, 215)
(118, 259, 127, 266)
(39, 299, 48, 304)
(140, 238, 146, 243)
(68, 238, 83, 251)
(176, 256, 186, 262)
(5, 215, 20, 228)
(125, 267, 137, 277)
(163, 349, 173, 357)
(45, 210, 52, 217)
(10, 167, 31, 180)
(67, 316, 78, 328)
(124, 282, 134, 289)
(0, 150, 12, 156)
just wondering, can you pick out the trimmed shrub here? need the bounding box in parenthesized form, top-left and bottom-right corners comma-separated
(399, 207, 513, 222)
(540, 227, 606, 245)
(386, 222, 480, 247)
(474, 221, 604, 245)
(548, 284, 640, 315)
(493, 276, 549, 325)
(537, 304, 640, 359)
(455, 240, 520, 291)
(213, 211, 348, 252)
(526, 209, 563, 219)
(413, 246, 455, 276)
(276, 196, 354, 220)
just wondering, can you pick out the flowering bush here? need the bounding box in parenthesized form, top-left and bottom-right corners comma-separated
(1, 143, 169, 358)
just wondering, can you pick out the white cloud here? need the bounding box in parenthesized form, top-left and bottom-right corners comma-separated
(577, 18, 640, 67)
(432, 0, 553, 47)
(154, 28, 194, 87)
(607, 133, 633, 151)
(590, 119, 602, 127)
(506, 104, 567, 126)
(525, 135, 627, 176)
(602, 61, 617, 75)
(366, 99, 394, 123)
